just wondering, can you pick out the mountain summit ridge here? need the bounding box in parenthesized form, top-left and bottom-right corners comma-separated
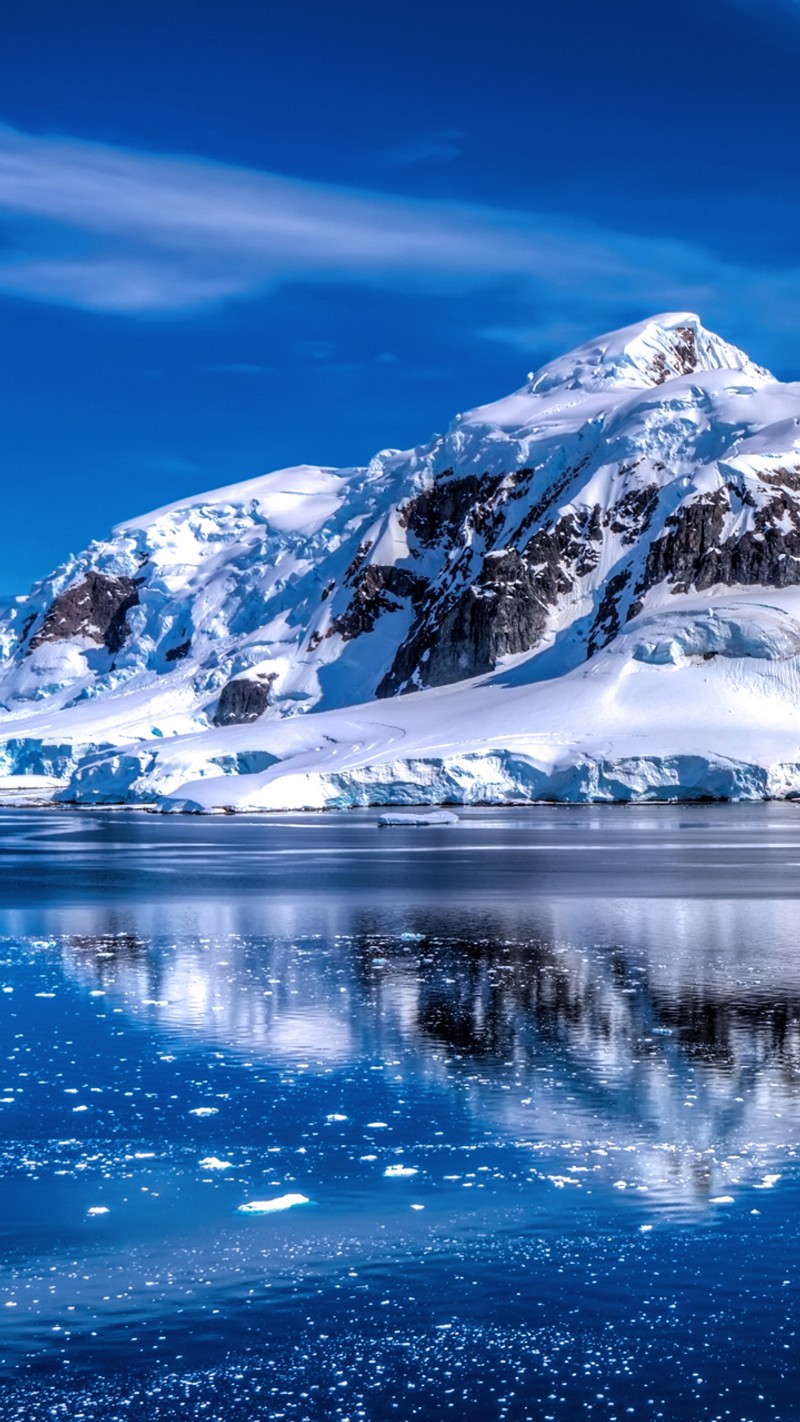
(3, 313, 800, 808)
(524, 311, 769, 394)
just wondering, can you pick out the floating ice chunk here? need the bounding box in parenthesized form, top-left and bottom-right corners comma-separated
(384, 1164, 418, 1178)
(237, 1193, 310, 1215)
(710, 1195, 735, 1204)
(410, 1203, 425, 1210)
(754, 1173, 781, 1189)
(199, 1156, 233, 1171)
(400, 933, 425, 942)
(366, 1121, 388, 1129)
(326, 1113, 348, 1122)
(87, 1206, 109, 1216)
(189, 1107, 219, 1117)
(378, 810, 458, 828)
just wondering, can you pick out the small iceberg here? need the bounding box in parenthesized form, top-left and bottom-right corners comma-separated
(384, 1164, 418, 1178)
(378, 809, 458, 828)
(237, 1193, 310, 1215)
(199, 1156, 233, 1171)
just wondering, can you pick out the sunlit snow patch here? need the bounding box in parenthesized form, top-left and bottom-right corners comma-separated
(237, 1193, 310, 1215)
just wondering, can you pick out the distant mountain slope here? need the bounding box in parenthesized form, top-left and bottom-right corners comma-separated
(3, 312, 800, 808)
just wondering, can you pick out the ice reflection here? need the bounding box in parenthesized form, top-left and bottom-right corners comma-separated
(53, 890, 800, 1208)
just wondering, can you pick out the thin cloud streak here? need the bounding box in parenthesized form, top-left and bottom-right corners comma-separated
(1, 124, 800, 369)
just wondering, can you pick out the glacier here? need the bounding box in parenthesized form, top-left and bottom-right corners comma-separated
(3, 310, 800, 809)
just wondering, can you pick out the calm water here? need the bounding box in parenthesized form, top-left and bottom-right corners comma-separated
(1, 804, 800, 1420)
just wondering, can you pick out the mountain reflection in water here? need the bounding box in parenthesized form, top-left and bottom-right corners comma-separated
(51, 889, 800, 1209)
(2, 806, 800, 1420)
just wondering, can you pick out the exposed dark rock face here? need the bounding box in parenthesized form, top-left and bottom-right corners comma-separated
(760, 466, 800, 492)
(399, 472, 505, 547)
(164, 640, 191, 663)
(29, 572, 139, 654)
(607, 486, 659, 545)
(634, 489, 800, 603)
(213, 676, 274, 726)
(379, 507, 603, 694)
(332, 565, 427, 642)
(588, 569, 632, 656)
(647, 325, 699, 385)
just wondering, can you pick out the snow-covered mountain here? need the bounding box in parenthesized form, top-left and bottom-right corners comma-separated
(4, 311, 800, 810)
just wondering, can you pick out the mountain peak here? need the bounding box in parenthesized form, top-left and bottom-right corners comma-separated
(528, 313, 770, 396)
(2, 310, 800, 810)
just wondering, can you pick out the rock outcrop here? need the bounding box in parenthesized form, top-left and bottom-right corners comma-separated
(28, 571, 139, 655)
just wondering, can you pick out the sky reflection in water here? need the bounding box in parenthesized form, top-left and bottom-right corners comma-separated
(0, 806, 798, 1420)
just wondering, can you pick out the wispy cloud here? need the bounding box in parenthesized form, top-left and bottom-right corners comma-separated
(1, 123, 800, 370)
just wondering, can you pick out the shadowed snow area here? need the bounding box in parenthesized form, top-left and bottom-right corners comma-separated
(3, 311, 800, 808)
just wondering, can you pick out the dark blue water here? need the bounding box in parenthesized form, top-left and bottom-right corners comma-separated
(1, 805, 799, 1420)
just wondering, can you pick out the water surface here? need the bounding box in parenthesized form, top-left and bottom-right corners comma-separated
(1, 805, 799, 1420)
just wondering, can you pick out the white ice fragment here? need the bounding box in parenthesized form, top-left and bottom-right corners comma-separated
(199, 1156, 233, 1171)
(87, 1206, 109, 1216)
(710, 1195, 735, 1204)
(189, 1107, 219, 1117)
(754, 1173, 781, 1189)
(326, 1113, 348, 1122)
(378, 810, 458, 828)
(237, 1193, 310, 1215)
(410, 1203, 425, 1210)
(384, 1164, 418, 1178)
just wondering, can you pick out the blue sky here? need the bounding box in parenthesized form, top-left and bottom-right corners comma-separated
(3, 0, 800, 594)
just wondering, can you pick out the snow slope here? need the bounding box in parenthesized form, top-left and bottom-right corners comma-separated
(3, 311, 800, 808)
